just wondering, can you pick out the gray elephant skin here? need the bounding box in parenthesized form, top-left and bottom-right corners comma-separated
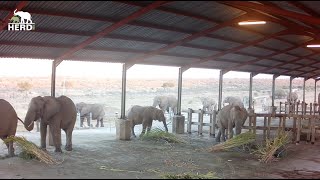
(127, 105, 168, 137)
(76, 102, 105, 127)
(216, 104, 248, 142)
(223, 96, 244, 108)
(152, 95, 177, 116)
(200, 97, 217, 111)
(0, 99, 20, 157)
(24, 95, 77, 153)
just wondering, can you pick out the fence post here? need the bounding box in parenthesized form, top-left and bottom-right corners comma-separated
(210, 110, 216, 137)
(187, 108, 192, 134)
(198, 109, 204, 136)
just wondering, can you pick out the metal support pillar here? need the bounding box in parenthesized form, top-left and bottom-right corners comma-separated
(289, 76, 294, 95)
(303, 78, 306, 103)
(249, 73, 253, 109)
(48, 60, 58, 146)
(315, 79, 318, 103)
(218, 70, 224, 111)
(177, 67, 183, 116)
(120, 63, 128, 119)
(272, 75, 278, 107)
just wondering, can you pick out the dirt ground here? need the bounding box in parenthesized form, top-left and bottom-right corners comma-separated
(1, 119, 320, 179)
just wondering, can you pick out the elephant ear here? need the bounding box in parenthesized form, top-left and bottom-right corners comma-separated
(42, 96, 60, 121)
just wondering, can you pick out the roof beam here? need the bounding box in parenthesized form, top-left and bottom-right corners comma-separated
(286, 1, 320, 17)
(124, 14, 251, 66)
(182, 29, 289, 69)
(222, 41, 314, 73)
(284, 57, 320, 78)
(0, 1, 29, 30)
(228, 1, 320, 25)
(53, 1, 169, 66)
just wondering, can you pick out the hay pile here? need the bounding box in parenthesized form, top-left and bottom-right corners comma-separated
(254, 130, 290, 163)
(140, 128, 186, 143)
(161, 172, 218, 179)
(4, 136, 59, 165)
(209, 131, 256, 152)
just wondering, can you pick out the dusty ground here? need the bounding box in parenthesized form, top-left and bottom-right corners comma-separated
(1, 118, 320, 179)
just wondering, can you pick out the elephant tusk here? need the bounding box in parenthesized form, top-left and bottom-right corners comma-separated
(28, 121, 34, 128)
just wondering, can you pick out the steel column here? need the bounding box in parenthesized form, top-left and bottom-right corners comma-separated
(249, 73, 253, 109)
(315, 80, 317, 103)
(289, 77, 294, 95)
(177, 68, 183, 116)
(272, 75, 277, 107)
(218, 70, 224, 111)
(303, 78, 306, 103)
(120, 63, 128, 119)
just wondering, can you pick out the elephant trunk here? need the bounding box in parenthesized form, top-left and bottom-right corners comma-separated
(24, 109, 36, 131)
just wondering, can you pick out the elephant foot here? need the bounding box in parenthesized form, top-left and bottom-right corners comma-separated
(65, 145, 72, 151)
(100, 124, 104, 127)
(54, 148, 63, 153)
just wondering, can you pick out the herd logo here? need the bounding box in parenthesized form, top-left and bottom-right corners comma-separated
(8, 9, 35, 31)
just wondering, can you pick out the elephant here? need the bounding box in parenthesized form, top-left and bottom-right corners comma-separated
(0, 99, 21, 157)
(14, 9, 32, 23)
(216, 104, 248, 142)
(127, 105, 168, 137)
(200, 97, 217, 112)
(223, 96, 244, 108)
(75, 102, 105, 128)
(10, 15, 21, 23)
(24, 95, 77, 153)
(287, 91, 299, 113)
(152, 95, 177, 118)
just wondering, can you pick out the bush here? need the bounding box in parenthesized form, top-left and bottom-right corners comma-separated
(274, 89, 287, 99)
(17, 81, 32, 92)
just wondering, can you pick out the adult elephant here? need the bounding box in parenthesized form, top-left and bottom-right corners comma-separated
(127, 105, 168, 137)
(223, 96, 244, 108)
(287, 91, 299, 113)
(24, 95, 77, 153)
(75, 102, 105, 128)
(216, 104, 248, 142)
(152, 95, 177, 117)
(0, 99, 21, 157)
(200, 97, 217, 111)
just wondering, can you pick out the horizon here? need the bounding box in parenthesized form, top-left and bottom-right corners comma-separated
(0, 58, 300, 80)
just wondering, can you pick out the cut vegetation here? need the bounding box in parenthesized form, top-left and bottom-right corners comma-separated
(140, 128, 186, 143)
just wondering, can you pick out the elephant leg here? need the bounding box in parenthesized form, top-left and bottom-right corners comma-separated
(131, 124, 136, 138)
(1, 137, 14, 157)
(215, 129, 221, 142)
(64, 129, 73, 151)
(36, 120, 40, 132)
(96, 119, 99, 127)
(49, 124, 62, 153)
(40, 122, 47, 150)
(146, 121, 153, 134)
(140, 123, 147, 137)
(221, 128, 226, 142)
(100, 118, 104, 127)
(80, 117, 84, 127)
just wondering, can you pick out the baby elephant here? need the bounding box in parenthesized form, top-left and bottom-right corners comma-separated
(216, 104, 248, 142)
(76, 102, 105, 127)
(127, 105, 168, 137)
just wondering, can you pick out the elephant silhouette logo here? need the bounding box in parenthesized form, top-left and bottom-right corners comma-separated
(8, 9, 35, 31)
(13, 9, 32, 24)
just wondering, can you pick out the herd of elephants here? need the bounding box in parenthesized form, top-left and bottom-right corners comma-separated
(0, 91, 300, 157)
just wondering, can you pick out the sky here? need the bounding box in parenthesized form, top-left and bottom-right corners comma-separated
(0, 58, 290, 79)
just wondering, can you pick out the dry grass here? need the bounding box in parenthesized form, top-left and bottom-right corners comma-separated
(161, 172, 218, 179)
(4, 136, 59, 165)
(140, 128, 186, 144)
(254, 130, 290, 163)
(209, 132, 256, 152)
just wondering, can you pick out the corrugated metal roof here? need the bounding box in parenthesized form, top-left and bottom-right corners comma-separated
(0, 31, 88, 45)
(142, 55, 197, 66)
(110, 24, 189, 42)
(299, 66, 317, 72)
(278, 35, 313, 44)
(258, 38, 293, 51)
(73, 49, 141, 62)
(218, 53, 256, 62)
(238, 46, 275, 56)
(300, 1, 320, 15)
(272, 53, 297, 62)
(0, 1, 18, 8)
(0, 45, 67, 57)
(136, 9, 215, 32)
(254, 59, 281, 66)
(287, 48, 313, 56)
(237, 64, 268, 72)
(200, 60, 238, 68)
(26, 1, 140, 19)
(33, 14, 112, 33)
(270, 1, 310, 15)
(281, 63, 302, 69)
(211, 27, 263, 43)
(164, 1, 245, 22)
(90, 38, 166, 51)
(165, 46, 218, 58)
(188, 37, 242, 50)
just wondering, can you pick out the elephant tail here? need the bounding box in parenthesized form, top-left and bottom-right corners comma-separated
(17, 116, 25, 125)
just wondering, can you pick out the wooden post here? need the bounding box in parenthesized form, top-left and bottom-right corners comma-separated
(187, 108, 192, 134)
(263, 116, 267, 140)
(198, 109, 204, 136)
(267, 115, 271, 139)
(210, 110, 216, 137)
(293, 117, 297, 142)
(307, 117, 311, 142)
(296, 117, 301, 144)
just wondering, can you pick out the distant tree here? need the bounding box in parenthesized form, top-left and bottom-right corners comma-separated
(162, 82, 175, 91)
(17, 81, 32, 98)
(274, 89, 287, 99)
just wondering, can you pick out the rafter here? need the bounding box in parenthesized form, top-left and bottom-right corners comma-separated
(124, 14, 251, 66)
(0, 1, 29, 30)
(222, 40, 314, 73)
(182, 30, 289, 69)
(286, 1, 320, 17)
(53, 1, 169, 66)
(227, 1, 320, 25)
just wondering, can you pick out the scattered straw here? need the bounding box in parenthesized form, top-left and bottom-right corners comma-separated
(161, 172, 218, 179)
(254, 130, 290, 163)
(140, 128, 186, 144)
(4, 136, 59, 165)
(209, 131, 256, 152)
